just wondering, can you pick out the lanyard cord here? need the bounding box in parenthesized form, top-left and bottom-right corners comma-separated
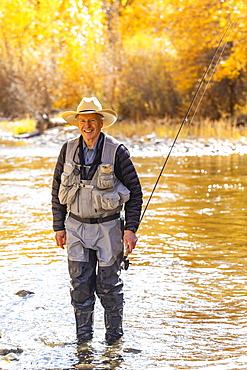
(140, 17, 237, 223)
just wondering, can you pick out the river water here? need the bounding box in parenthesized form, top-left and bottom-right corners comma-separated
(0, 134, 247, 370)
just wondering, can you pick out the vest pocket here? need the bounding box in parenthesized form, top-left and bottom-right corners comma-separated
(116, 182, 130, 204)
(92, 189, 120, 211)
(97, 164, 115, 190)
(66, 185, 80, 206)
(58, 161, 81, 205)
(101, 193, 120, 210)
(92, 184, 130, 212)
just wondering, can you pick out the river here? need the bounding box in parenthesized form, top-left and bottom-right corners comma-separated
(0, 134, 247, 369)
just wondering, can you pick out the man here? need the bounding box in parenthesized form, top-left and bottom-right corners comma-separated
(52, 97, 142, 345)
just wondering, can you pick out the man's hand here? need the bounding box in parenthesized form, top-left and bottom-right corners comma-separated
(55, 230, 66, 249)
(124, 230, 138, 254)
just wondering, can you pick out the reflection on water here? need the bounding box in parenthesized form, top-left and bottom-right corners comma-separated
(0, 144, 247, 369)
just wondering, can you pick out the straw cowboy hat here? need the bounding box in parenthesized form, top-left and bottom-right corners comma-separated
(62, 97, 117, 128)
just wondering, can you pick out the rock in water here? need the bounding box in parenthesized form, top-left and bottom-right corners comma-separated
(15, 290, 34, 297)
(0, 348, 23, 355)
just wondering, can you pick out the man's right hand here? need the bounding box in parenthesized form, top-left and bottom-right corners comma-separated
(55, 230, 66, 249)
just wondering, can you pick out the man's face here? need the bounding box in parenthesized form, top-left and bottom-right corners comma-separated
(77, 113, 103, 147)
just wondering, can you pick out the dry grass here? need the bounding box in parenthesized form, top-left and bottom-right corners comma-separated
(105, 117, 247, 141)
(0, 117, 246, 140)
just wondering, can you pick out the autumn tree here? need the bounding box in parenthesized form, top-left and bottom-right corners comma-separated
(0, 0, 246, 122)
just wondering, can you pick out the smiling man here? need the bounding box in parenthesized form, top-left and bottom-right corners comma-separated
(77, 113, 103, 148)
(51, 97, 142, 345)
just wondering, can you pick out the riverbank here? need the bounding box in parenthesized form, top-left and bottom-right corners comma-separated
(0, 124, 247, 157)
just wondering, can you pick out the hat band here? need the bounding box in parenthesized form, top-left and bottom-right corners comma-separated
(76, 110, 104, 120)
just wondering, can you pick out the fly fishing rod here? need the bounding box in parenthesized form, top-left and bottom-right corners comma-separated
(140, 17, 236, 224)
(121, 17, 237, 270)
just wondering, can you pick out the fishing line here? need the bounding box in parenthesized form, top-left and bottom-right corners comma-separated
(162, 17, 238, 180)
(167, 16, 237, 155)
(140, 16, 237, 223)
(189, 19, 238, 126)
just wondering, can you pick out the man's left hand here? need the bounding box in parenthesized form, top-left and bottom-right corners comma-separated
(124, 230, 138, 254)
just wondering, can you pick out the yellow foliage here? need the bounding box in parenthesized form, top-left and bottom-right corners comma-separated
(0, 0, 247, 120)
(0, 119, 36, 135)
(11, 119, 36, 135)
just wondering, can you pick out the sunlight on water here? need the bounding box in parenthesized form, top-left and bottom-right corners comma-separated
(0, 145, 247, 369)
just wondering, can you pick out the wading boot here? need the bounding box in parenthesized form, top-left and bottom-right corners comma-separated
(105, 309, 123, 345)
(75, 307, 94, 343)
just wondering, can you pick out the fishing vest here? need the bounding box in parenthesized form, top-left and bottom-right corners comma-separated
(58, 134, 130, 218)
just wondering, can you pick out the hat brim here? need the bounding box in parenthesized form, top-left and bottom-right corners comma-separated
(62, 109, 117, 128)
